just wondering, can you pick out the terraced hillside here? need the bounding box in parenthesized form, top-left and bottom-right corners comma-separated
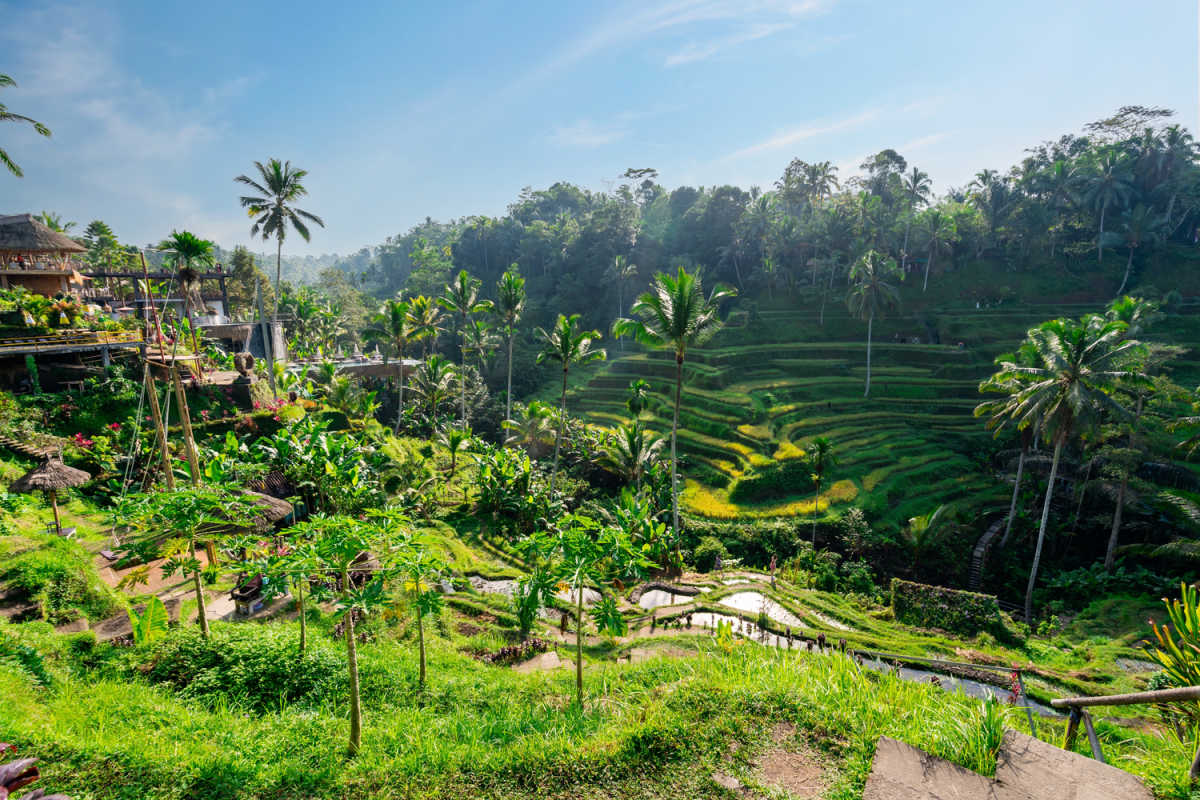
(571, 302, 1200, 529)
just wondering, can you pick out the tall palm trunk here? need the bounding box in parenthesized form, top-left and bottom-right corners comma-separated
(1025, 434, 1064, 623)
(343, 567, 362, 757)
(901, 219, 911, 270)
(574, 586, 584, 708)
(505, 331, 514, 442)
(999, 447, 1026, 549)
(191, 534, 209, 639)
(811, 476, 821, 548)
(460, 324, 468, 426)
(923, 248, 934, 292)
(1104, 476, 1128, 571)
(1118, 247, 1135, 296)
(296, 578, 307, 654)
(394, 350, 405, 434)
(551, 368, 567, 490)
(864, 310, 874, 398)
(275, 238, 283, 313)
(671, 354, 683, 552)
(1097, 204, 1107, 263)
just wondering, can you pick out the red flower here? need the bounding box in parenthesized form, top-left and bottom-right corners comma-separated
(108, 422, 121, 432)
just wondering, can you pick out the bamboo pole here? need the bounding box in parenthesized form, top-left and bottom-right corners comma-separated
(144, 363, 175, 490)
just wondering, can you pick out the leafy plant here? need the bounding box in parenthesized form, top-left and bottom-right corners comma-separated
(126, 595, 169, 647)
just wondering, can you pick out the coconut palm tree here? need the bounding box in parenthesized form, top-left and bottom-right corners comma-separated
(847, 250, 902, 398)
(900, 168, 932, 269)
(806, 160, 840, 201)
(436, 425, 472, 484)
(626, 378, 652, 419)
(608, 255, 638, 347)
(406, 295, 445, 358)
(410, 355, 458, 423)
(602, 422, 664, 492)
(805, 437, 836, 549)
(537, 314, 606, 490)
(613, 267, 736, 543)
(977, 315, 1145, 622)
(1083, 152, 1134, 263)
(235, 159, 325, 297)
(1, 75, 51, 178)
(158, 230, 216, 320)
(438, 270, 493, 425)
(1110, 204, 1165, 296)
(364, 297, 414, 433)
(37, 211, 75, 233)
(918, 209, 955, 292)
(494, 268, 526, 436)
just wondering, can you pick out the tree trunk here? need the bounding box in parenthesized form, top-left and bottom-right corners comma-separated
(923, 248, 934, 292)
(1117, 247, 1134, 296)
(1025, 435, 1064, 623)
(671, 355, 683, 553)
(394, 345, 405, 434)
(550, 368, 567, 490)
(1097, 204, 1106, 263)
(460, 314, 468, 425)
(275, 237, 283, 303)
(999, 448, 1026, 549)
(864, 311, 874, 398)
(49, 488, 61, 536)
(343, 567, 362, 757)
(902, 220, 911, 270)
(417, 608, 426, 691)
(1073, 456, 1094, 527)
(505, 332, 514, 442)
(1105, 476, 1128, 572)
(574, 585, 584, 708)
(191, 534, 209, 639)
(811, 477, 820, 552)
(296, 578, 307, 655)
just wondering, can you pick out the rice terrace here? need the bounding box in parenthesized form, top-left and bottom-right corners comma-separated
(3, 3, 1200, 799)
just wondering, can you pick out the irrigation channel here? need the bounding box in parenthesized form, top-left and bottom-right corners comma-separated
(466, 576, 1060, 719)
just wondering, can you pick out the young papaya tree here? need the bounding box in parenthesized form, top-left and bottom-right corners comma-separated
(394, 532, 446, 692)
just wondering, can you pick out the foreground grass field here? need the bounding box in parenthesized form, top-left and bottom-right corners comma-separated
(4, 619, 1197, 800)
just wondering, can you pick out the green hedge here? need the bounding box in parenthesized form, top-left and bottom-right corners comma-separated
(890, 578, 1002, 637)
(729, 458, 814, 503)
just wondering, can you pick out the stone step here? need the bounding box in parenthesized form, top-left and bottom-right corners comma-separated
(995, 730, 1153, 800)
(863, 730, 1152, 800)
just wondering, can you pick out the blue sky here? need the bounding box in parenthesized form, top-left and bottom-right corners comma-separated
(2, 0, 1196, 255)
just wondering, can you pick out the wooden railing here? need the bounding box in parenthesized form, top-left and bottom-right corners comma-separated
(0, 329, 142, 353)
(1052, 686, 1200, 778)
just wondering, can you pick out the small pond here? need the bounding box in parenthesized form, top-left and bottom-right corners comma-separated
(858, 657, 1060, 717)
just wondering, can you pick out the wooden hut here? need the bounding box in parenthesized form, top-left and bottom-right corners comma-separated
(0, 214, 88, 297)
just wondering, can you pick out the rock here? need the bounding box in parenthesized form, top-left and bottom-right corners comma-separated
(712, 772, 742, 792)
(55, 618, 89, 633)
(995, 730, 1152, 800)
(863, 736, 1028, 799)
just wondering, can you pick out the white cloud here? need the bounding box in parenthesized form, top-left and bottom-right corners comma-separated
(665, 22, 793, 67)
(550, 119, 629, 148)
(725, 109, 880, 160)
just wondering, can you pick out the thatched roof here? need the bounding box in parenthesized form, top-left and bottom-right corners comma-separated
(9, 457, 91, 493)
(244, 490, 293, 524)
(0, 214, 86, 254)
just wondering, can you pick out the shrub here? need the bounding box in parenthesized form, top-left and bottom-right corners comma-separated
(728, 457, 815, 503)
(138, 624, 346, 711)
(891, 578, 1003, 637)
(1, 540, 120, 623)
(692, 536, 727, 572)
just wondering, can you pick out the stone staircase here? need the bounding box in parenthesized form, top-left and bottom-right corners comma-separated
(966, 516, 1005, 592)
(864, 729, 1152, 799)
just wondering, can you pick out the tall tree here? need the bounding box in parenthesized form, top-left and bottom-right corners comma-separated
(1110, 204, 1164, 296)
(235, 159, 325, 300)
(537, 314, 606, 490)
(158, 230, 216, 320)
(608, 255, 638, 347)
(37, 211, 75, 233)
(900, 167, 932, 270)
(494, 268, 526, 439)
(613, 267, 736, 547)
(846, 250, 902, 398)
(918, 208, 955, 292)
(977, 315, 1144, 622)
(0, 74, 51, 178)
(805, 437, 836, 551)
(438, 270, 493, 425)
(1084, 152, 1134, 263)
(405, 295, 445, 358)
(365, 297, 415, 433)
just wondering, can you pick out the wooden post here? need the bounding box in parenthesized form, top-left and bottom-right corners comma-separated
(1189, 738, 1200, 782)
(139, 251, 167, 363)
(1064, 707, 1081, 751)
(1081, 710, 1106, 763)
(144, 364, 175, 490)
(1015, 672, 1038, 739)
(171, 364, 215, 564)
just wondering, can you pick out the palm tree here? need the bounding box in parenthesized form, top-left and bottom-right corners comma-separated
(158, 230, 215, 320)
(1083, 152, 1134, 263)
(902, 504, 955, 571)
(1111, 204, 1164, 296)
(537, 314, 606, 490)
(918, 209, 955, 292)
(502, 400, 558, 457)
(1, 75, 51, 178)
(462, 317, 500, 374)
(847, 250, 902, 397)
(602, 422, 665, 491)
(37, 212, 75, 233)
(613, 267, 736, 543)
(977, 315, 1144, 621)
(806, 160, 839, 201)
(900, 167, 932, 270)
(494, 268, 526, 436)
(439, 270, 493, 425)
(626, 378, 652, 419)
(410, 355, 458, 422)
(436, 425, 471, 484)
(406, 295, 445, 358)
(235, 159, 325, 297)
(805, 437, 836, 549)
(608, 256, 638, 348)
(365, 297, 414, 433)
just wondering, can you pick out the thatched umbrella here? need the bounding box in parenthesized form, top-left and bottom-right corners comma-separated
(9, 456, 90, 535)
